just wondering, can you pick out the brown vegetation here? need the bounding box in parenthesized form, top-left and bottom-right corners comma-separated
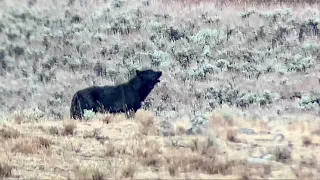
(0, 109, 320, 179)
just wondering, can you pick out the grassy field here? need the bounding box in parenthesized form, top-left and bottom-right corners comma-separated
(1, 109, 320, 179)
(0, 0, 320, 179)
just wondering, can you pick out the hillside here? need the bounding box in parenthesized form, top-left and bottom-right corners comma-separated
(0, 0, 320, 179)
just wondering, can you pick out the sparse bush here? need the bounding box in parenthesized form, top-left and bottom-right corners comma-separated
(83, 109, 97, 121)
(150, 50, 172, 68)
(191, 29, 220, 46)
(136, 110, 160, 136)
(38, 70, 56, 83)
(273, 146, 292, 163)
(91, 168, 105, 180)
(175, 125, 186, 135)
(112, 0, 125, 8)
(11, 137, 43, 154)
(36, 136, 54, 148)
(0, 113, 8, 123)
(298, 94, 320, 110)
(187, 68, 206, 81)
(284, 54, 314, 72)
(13, 114, 23, 124)
(136, 139, 164, 168)
(63, 120, 77, 135)
(302, 136, 312, 147)
(168, 163, 178, 177)
(204, 86, 281, 109)
(13, 108, 45, 122)
(172, 39, 197, 68)
(149, 22, 165, 33)
(301, 40, 320, 53)
(107, 14, 141, 35)
(257, 90, 281, 106)
(226, 128, 239, 142)
(48, 126, 60, 135)
(0, 162, 13, 178)
(74, 166, 106, 180)
(258, 8, 293, 23)
(0, 127, 21, 139)
(121, 164, 136, 178)
(166, 26, 185, 41)
(140, 153, 163, 167)
(93, 62, 107, 77)
(104, 142, 116, 157)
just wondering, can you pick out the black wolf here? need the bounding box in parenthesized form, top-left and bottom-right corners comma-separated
(70, 69, 162, 120)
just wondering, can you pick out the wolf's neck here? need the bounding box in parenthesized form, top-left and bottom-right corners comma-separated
(124, 77, 141, 91)
(126, 77, 153, 101)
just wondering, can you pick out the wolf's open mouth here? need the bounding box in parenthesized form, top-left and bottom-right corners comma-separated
(156, 76, 162, 82)
(156, 72, 162, 82)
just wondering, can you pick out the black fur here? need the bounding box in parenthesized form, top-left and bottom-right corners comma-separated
(70, 69, 162, 120)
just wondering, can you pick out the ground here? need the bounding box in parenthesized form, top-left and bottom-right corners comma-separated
(1, 109, 320, 179)
(0, 0, 320, 179)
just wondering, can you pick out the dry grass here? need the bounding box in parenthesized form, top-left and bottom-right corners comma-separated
(1, 109, 319, 179)
(11, 136, 53, 155)
(0, 127, 21, 139)
(13, 115, 24, 125)
(104, 142, 116, 157)
(48, 126, 60, 136)
(121, 164, 136, 178)
(73, 165, 105, 180)
(136, 110, 161, 136)
(63, 120, 77, 136)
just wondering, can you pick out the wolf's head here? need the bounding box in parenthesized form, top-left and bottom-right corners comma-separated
(135, 69, 162, 101)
